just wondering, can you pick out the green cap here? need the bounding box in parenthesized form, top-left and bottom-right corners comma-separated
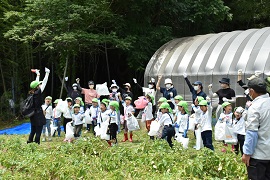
(109, 101, 119, 112)
(73, 104, 80, 108)
(198, 100, 208, 106)
(158, 97, 167, 103)
(196, 96, 204, 103)
(45, 96, 52, 100)
(146, 94, 154, 102)
(54, 99, 59, 104)
(159, 102, 172, 113)
(30, 81, 40, 89)
(222, 102, 231, 108)
(174, 95, 184, 101)
(177, 101, 189, 114)
(125, 96, 132, 101)
(75, 97, 84, 106)
(92, 98, 98, 103)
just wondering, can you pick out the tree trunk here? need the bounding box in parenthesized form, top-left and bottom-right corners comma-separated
(0, 60, 7, 93)
(59, 56, 68, 99)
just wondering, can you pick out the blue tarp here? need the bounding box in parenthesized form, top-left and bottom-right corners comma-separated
(0, 123, 64, 135)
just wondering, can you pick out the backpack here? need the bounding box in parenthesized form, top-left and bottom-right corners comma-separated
(21, 94, 35, 118)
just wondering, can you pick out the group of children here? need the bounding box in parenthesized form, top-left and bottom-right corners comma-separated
(36, 70, 246, 152)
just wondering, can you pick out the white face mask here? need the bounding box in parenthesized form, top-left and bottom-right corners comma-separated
(73, 86, 77, 90)
(148, 84, 153, 89)
(165, 84, 171, 89)
(194, 86, 199, 91)
(112, 89, 117, 93)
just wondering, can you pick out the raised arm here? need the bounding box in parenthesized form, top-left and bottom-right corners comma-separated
(156, 75, 162, 91)
(183, 73, 194, 92)
(208, 84, 218, 98)
(76, 78, 82, 91)
(40, 67, 50, 92)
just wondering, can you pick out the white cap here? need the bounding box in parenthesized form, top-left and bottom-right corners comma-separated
(110, 84, 119, 90)
(235, 107, 244, 114)
(123, 83, 131, 87)
(164, 78, 173, 85)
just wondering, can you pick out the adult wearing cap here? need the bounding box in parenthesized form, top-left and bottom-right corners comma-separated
(109, 84, 121, 102)
(76, 79, 99, 109)
(156, 75, 177, 110)
(208, 77, 235, 121)
(27, 67, 50, 144)
(62, 97, 73, 135)
(41, 96, 53, 142)
(64, 77, 81, 102)
(183, 73, 207, 105)
(133, 77, 157, 113)
(241, 77, 270, 179)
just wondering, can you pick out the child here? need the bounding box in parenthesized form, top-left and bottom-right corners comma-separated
(171, 95, 184, 114)
(158, 102, 175, 148)
(107, 101, 119, 146)
(175, 101, 189, 138)
(75, 97, 84, 114)
(219, 102, 233, 152)
(197, 100, 214, 150)
(52, 99, 62, 137)
(41, 96, 53, 141)
(98, 101, 110, 125)
(62, 97, 73, 134)
(87, 98, 100, 135)
(233, 107, 246, 155)
(122, 96, 135, 142)
(144, 94, 154, 140)
(72, 104, 84, 139)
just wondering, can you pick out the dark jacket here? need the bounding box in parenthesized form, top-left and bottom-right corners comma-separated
(30, 89, 46, 126)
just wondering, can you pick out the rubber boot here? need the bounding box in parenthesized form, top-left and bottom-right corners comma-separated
(122, 133, 128, 142)
(42, 134, 46, 142)
(107, 140, 112, 147)
(129, 133, 133, 142)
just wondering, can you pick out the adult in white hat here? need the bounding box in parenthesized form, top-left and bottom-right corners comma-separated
(64, 76, 81, 102)
(156, 75, 177, 109)
(111, 80, 133, 100)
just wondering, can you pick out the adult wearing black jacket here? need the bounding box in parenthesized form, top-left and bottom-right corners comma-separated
(27, 67, 50, 144)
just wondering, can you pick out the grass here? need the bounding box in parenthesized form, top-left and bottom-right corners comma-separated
(0, 124, 247, 180)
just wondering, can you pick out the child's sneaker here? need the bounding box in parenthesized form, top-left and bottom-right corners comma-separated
(84, 130, 89, 133)
(42, 138, 46, 142)
(68, 139, 73, 143)
(63, 138, 68, 142)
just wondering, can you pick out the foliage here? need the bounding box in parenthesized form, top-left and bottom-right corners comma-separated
(0, 130, 247, 179)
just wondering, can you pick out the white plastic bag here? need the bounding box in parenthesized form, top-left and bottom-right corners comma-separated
(127, 115, 140, 131)
(148, 120, 160, 136)
(188, 117, 195, 131)
(195, 126, 204, 150)
(65, 122, 74, 140)
(141, 113, 146, 123)
(175, 133, 189, 149)
(224, 124, 238, 145)
(50, 123, 57, 136)
(57, 99, 68, 113)
(214, 121, 226, 141)
(84, 109, 91, 124)
(100, 121, 110, 140)
(94, 125, 102, 137)
(96, 83, 110, 96)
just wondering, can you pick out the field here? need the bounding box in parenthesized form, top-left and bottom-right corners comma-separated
(0, 126, 247, 180)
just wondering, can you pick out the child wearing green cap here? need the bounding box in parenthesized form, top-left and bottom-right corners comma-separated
(171, 95, 184, 114)
(72, 104, 85, 139)
(197, 99, 214, 150)
(107, 101, 119, 146)
(86, 98, 100, 135)
(41, 96, 53, 142)
(175, 101, 189, 138)
(158, 102, 175, 148)
(121, 96, 135, 142)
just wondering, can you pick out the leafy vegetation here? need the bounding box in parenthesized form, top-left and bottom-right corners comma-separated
(0, 129, 247, 179)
